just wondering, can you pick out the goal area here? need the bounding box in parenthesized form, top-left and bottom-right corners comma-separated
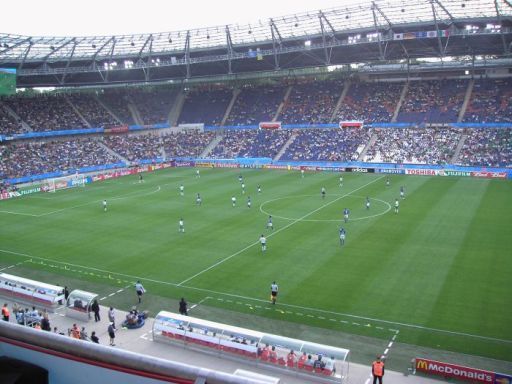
(45, 174, 86, 193)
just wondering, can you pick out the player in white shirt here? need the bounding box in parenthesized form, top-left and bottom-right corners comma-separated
(196, 193, 202, 206)
(394, 198, 399, 214)
(321, 187, 326, 199)
(260, 235, 267, 252)
(241, 183, 246, 194)
(196, 169, 200, 178)
(103, 200, 107, 212)
(257, 185, 261, 194)
(400, 186, 405, 200)
(339, 176, 343, 188)
(366, 196, 370, 210)
(179, 184, 184, 196)
(301, 169, 305, 178)
(179, 218, 185, 233)
(231, 196, 236, 207)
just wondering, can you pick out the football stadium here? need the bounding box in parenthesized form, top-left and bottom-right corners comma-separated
(0, 0, 511, 383)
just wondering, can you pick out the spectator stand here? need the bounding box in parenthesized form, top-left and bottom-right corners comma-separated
(65, 290, 97, 321)
(154, 311, 349, 383)
(0, 273, 65, 312)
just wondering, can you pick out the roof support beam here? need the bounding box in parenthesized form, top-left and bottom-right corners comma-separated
(104, 38, 116, 82)
(319, 15, 331, 65)
(40, 38, 74, 63)
(18, 42, 33, 71)
(371, 5, 385, 60)
(0, 37, 32, 56)
(494, 0, 509, 55)
(432, 0, 455, 24)
(184, 31, 191, 79)
(91, 36, 115, 67)
(270, 19, 281, 70)
(60, 38, 77, 85)
(144, 38, 153, 81)
(225, 25, 234, 74)
(430, 0, 445, 57)
(372, 2, 393, 29)
(138, 34, 153, 59)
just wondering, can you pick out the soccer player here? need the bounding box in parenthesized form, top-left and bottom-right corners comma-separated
(270, 281, 278, 304)
(247, 196, 251, 208)
(366, 196, 370, 210)
(267, 215, 274, 230)
(260, 234, 267, 252)
(321, 187, 326, 199)
(339, 176, 343, 188)
(196, 169, 200, 178)
(343, 208, 350, 223)
(196, 193, 202, 206)
(241, 182, 246, 194)
(386, 177, 390, 188)
(231, 196, 236, 207)
(103, 199, 107, 212)
(238, 174, 243, 183)
(257, 185, 261, 194)
(179, 218, 185, 233)
(394, 198, 399, 214)
(301, 169, 304, 178)
(339, 227, 346, 246)
(400, 186, 405, 200)
(179, 184, 184, 196)
(135, 281, 145, 303)
(139, 173, 144, 183)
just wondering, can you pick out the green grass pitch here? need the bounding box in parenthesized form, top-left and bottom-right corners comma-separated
(0, 167, 511, 364)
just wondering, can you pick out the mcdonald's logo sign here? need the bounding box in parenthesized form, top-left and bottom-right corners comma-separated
(415, 357, 494, 383)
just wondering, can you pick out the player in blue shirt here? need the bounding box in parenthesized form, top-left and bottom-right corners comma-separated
(247, 196, 251, 208)
(196, 193, 202, 206)
(339, 227, 346, 246)
(321, 187, 326, 199)
(343, 208, 350, 223)
(400, 186, 405, 200)
(238, 175, 243, 183)
(267, 215, 274, 231)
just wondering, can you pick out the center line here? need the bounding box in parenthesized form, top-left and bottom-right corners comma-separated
(177, 176, 384, 286)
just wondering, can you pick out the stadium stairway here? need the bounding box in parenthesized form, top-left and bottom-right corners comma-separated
(65, 96, 92, 128)
(273, 132, 298, 161)
(200, 133, 224, 158)
(272, 85, 293, 122)
(457, 78, 475, 122)
(169, 89, 186, 127)
(220, 88, 241, 126)
(127, 102, 144, 126)
(0, 100, 33, 132)
(450, 133, 468, 164)
(329, 81, 351, 123)
(98, 139, 130, 164)
(94, 95, 124, 125)
(357, 131, 377, 161)
(392, 81, 409, 123)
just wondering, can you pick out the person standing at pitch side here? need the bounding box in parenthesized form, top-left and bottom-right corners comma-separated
(270, 281, 278, 304)
(372, 356, 385, 384)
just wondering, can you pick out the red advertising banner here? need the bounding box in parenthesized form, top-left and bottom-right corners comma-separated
(339, 121, 364, 128)
(415, 358, 495, 383)
(259, 122, 281, 130)
(104, 125, 129, 133)
(470, 171, 507, 179)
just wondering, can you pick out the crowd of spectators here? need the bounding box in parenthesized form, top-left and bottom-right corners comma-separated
(0, 138, 118, 180)
(364, 128, 462, 164)
(98, 89, 136, 125)
(3, 94, 87, 132)
(225, 84, 286, 126)
(279, 79, 343, 125)
(178, 87, 233, 126)
(103, 134, 163, 162)
(162, 131, 215, 158)
(0, 105, 21, 135)
(456, 128, 511, 167)
(337, 81, 402, 123)
(281, 128, 371, 162)
(129, 88, 178, 125)
(209, 129, 292, 159)
(397, 80, 467, 123)
(464, 78, 512, 123)
(67, 93, 119, 128)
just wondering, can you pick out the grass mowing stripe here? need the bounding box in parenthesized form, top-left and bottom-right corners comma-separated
(176, 175, 385, 286)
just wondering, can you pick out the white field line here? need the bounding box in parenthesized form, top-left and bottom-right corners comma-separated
(177, 176, 385, 286)
(188, 296, 212, 312)
(0, 185, 161, 218)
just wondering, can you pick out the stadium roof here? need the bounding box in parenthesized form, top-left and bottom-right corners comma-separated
(0, 0, 511, 86)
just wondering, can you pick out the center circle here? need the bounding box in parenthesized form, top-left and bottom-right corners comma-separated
(259, 194, 391, 222)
